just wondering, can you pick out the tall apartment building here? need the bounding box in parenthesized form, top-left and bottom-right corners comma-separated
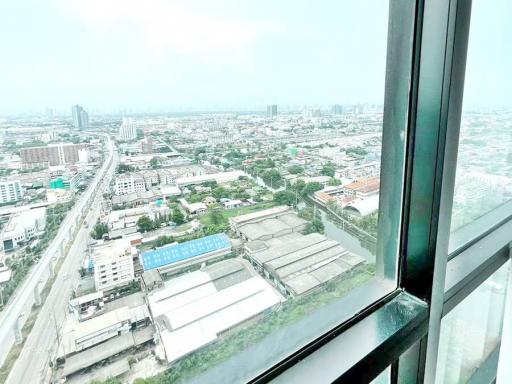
(331, 104, 344, 115)
(266, 104, 278, 118)
(92, 242, 135, 292)
(0, 180, 24, 204)
(20, 143, 86, 169)
(71, 105, 89, 130)
(141, 135, 153, 154)
(114, 173, 146, 195)
(119, 118, 137, 141)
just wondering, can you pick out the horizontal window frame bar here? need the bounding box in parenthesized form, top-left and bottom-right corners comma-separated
(449, 200, 512, 259)
(443, 218, 512, 316)
(268, 292, 428, 384)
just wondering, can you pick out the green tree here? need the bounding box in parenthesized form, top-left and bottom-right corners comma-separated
(289, 179, 306, 193)
(262, 169, 283, 189)
(209, 210, 226, 226)
(298, 206, 314, 221)
(116, 163, 135, 174)
(90, 222, 108, 240)
(137, 215, 155, 232)
(212, 187, 229, 200)
(320, 162, 336, 177)
(149, 157, 162, 169)
(171, 209, 185, 225)
(346, 147, 368, 157)
(301, 182, 324, 197)
(202, 180, 218, 189)
(287, 165, 304, 175)
(327, 177, 341, 186)
(303, 219, 325, 234)
(155, 235, 174, 247)
(273, 190, 296, 206)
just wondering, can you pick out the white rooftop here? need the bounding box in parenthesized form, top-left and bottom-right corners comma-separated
(147, 261, 282, 364)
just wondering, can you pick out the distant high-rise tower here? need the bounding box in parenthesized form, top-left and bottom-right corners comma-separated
(71, 105, 89, 130)
(331, 104, 344, 115)
(266, 105, 277, 118)
(119, 117, 137, 141)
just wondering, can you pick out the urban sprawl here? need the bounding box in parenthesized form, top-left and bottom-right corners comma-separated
(0, 104, 510, 383)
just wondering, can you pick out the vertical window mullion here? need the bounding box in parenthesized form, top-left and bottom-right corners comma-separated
(397, 0, 472, 383)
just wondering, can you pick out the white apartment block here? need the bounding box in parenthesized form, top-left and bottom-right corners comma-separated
(93, 241, 135, 292)
(114, 174, 146, 195)
(119, 118, 137, 141)
(0, 180, 24, 204)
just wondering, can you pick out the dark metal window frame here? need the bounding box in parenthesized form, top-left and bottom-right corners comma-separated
(193, 1, 511, 383)
(267, 0, 511, 382)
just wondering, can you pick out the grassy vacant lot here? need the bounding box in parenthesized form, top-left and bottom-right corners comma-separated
(199, 202, 276, 227)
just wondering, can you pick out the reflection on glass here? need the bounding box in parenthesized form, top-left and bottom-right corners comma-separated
(450, 0, 512, 242)
(0, 0, 404, 383)
(435, 261, 510, 383)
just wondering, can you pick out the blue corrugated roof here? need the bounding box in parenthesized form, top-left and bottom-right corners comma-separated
(141, 233, 231, 271)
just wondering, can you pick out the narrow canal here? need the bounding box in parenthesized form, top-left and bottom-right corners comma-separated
(298, 201, 375, 264)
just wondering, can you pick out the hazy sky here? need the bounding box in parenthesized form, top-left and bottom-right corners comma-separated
(0, 0, 389, 114)
(0, 0, 510, 115)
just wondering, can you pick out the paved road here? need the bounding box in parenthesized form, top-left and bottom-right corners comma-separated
(0, 135, 116, 380)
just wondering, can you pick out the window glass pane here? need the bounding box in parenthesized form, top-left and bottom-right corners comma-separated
(435, 261, 510, 383)
(449, 0, 512, 251)
(0, 1, 411, 383)
(372, 366, 391, 384)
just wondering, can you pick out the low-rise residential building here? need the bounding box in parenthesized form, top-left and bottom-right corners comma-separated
(91, 240, 136, 292)
(343, 176, 380, 198)
(1, 207, 46, 251)
(176, 170, 246, 187)
(203, 196, 217, 207)
(142, 170, 159, 188)
(179, 199, 207, 215)
(68, 291, 105, 321)
(112, 190, 164, 207)
(222, 199, 243, 209)
(107, 203, 170, 237)
(114, 173, 146, 195)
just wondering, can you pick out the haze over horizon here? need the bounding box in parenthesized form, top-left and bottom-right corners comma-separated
(0, 0, 510, 115)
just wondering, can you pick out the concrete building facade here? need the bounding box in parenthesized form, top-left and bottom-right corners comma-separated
(0, 180, 24, 204)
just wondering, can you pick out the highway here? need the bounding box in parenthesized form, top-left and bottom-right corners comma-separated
(0, 134, 117, 383)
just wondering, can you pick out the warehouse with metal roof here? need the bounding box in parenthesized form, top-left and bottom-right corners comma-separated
(245, 232, 365, 296)
(147, 259, 283, 364)
(229, 206, 307, 241)
(140, 233, 232, 274)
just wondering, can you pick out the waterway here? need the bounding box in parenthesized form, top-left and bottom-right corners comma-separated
(298, 201, 375, 264)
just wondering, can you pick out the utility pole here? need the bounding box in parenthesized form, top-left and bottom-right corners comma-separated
(52, 311, 61, 346)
